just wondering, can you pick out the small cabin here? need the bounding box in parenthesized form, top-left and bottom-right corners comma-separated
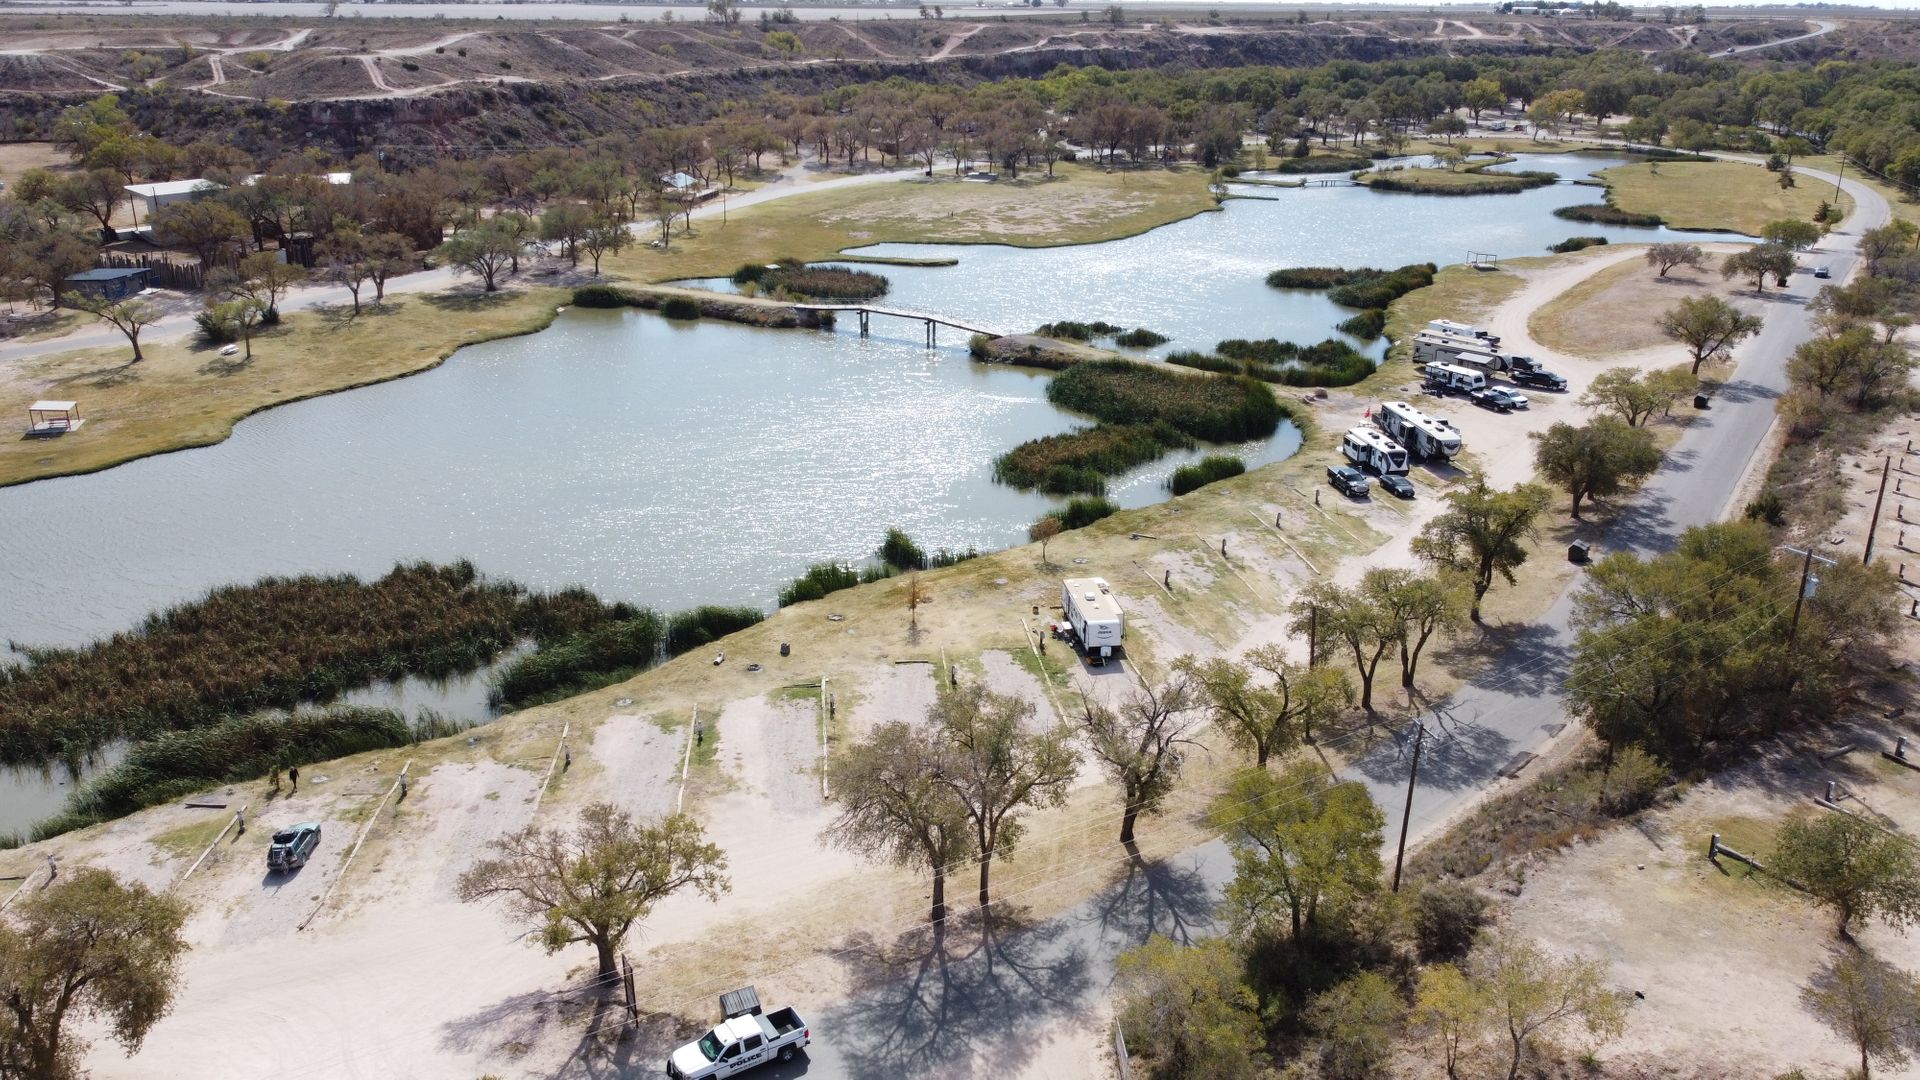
(26, 400, 82, 437)
(62, 267, 150, 303)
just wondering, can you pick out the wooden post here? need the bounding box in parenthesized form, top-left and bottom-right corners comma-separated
(1867, 456, 1892, 564)
(621, 952, 639, 1021)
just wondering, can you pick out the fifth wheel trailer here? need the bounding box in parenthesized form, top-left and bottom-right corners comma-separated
(1060, 577, 1124, 666)
(1375, 400, 1464, 461)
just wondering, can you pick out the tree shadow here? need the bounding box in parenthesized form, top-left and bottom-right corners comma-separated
(197, 354, 255, 377)
(820, 905, 1091, 1080)
(1346, 711, 1516, 792)
(1429, 620, 1568, 700)
(423, 290, 516, 313)
(315, 301, 398, 332)
(46, 357, 140, 388)
(1078, 842, 1219, 950)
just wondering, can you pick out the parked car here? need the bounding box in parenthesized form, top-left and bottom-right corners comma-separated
(1326, 464, 1371, 498)
(1378, 473, 1416, 499)
(267, 822, 322, 872)
(1469, 388, 1515, 413)
(1507, 356, 1568, 391)
(1814, 265, 1831, 279)
(1484, 386, 1529, 410)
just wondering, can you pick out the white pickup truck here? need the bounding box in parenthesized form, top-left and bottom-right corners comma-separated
(665, 996, 809, 1079)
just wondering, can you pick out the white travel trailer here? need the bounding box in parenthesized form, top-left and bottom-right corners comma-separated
(1060, 577, 1124, 666)
(1413, 333, 1509, 372)
(1342, 426, 1410, 475)
(1375, 401, 1464, 460)
(1425, 363, 1487, 394)
(1425, 319, 1500, 347)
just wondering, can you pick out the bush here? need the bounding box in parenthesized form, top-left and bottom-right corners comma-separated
(194, 309, 238, 344)
(491, 611, 665, 706)
(1112, 327, 1169, 348)
(1744, 491, 1788, 526)
(1412, 882, 1490, 962)
(1555, 204, 1663, 226)
(1169, 455, 1245, 495)
(1047, 359, 1287, 443)
(1059, 496, 1119, 529)
(571, 284, 628, 308)
(777, 562, 861, 607)
(664, 605, 765, 656)
(1325, 263, 1436, 309)
(1364, 171, 1555, 195)
(1266, 266, 1380, 290)
(879, 527, 926, 571)
(924, 547, 980, 569)
(1549, 236, 1610, 254)
(1217, 338, 1376, 387)
(995, 423, 1193, 494)
(968, 333, 992, 359)
(659, 296, 702, 319)
(1335, 309, 1386, 338)
(1032, 320, 1122, 341)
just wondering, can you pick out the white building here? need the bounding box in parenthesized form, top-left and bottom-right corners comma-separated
(123, 179, 223, 222)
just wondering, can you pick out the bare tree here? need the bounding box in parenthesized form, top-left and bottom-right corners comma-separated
(823, 722, 975, 923)
(457, 802, 728, 982)
(1081, 673, 1203, 844)
(72, 294, 161, 363)
(1029, 515, 1063, 567)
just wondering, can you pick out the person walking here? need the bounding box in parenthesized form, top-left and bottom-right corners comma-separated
(289, 765, 300, 792)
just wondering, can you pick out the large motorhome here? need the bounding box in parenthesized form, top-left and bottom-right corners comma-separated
(1375, 401, 1464, 460)
(1341, 426, 1410, 475)
(1413, 332, 1509, 372)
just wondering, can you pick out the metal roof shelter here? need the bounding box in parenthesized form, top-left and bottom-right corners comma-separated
(26, 400, 82, 437)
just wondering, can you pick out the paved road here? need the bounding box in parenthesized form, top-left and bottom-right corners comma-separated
(797, 162, 1890, 1080)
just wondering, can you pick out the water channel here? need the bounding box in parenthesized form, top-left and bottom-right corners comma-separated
(0, 152, 1745, 829)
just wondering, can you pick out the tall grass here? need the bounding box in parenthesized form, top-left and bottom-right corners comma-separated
(1112, 328, 1169, 348)
(1363, 170, 1556, 195)
(994, 423, 1193, 494)
(0, 562, 621, 766)
(1046, 360, 1287, 442)
(491, 612, 666, 707)
(1554, 204, 1663, 226)
(1169, 455, 1246, 495)
(1549, 236, 1610, 253)
(734, 261, 889, 301)
(1266, 267, 1384, 290)
(778, 563, 862, 607)
(1268, 155, 1372, 174)
(1325, 263, 1436, 309)
(1058, 496, 1119, 529)
(665, 606, 766, 657)
(33, 706, 453, 839)
(1033, 320, 1123, 341)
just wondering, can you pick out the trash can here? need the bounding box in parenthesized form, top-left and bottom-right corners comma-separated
(1694, 394, 1710, 410)
(779, 642, 790, 657)
(1569, 540, 1591, 564)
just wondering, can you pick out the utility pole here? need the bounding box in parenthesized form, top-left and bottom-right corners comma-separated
(1833, 157, 1846, 206)
(1307, 604, 1319, 669)
(1391, 721, 1426, 894)
(1866, 456, 1892, 565)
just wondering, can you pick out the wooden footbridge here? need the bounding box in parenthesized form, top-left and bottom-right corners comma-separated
(793, 303, 1008, 347)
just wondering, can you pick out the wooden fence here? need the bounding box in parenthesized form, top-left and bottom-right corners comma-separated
(96, 251, 206, 291)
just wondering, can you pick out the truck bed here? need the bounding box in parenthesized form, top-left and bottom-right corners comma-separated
(763, 1007, 803, 1038)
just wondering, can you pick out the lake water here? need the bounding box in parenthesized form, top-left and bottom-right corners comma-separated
(0, 152, 1742, 829)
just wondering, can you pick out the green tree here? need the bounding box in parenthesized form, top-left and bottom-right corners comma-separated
(1414, 475, 1552, 622)
(1462, 77, 1505, 122)
(930, 683, 1079, 906)
(1579, 367, 1667, 427)
(1177, 647, 1351, 764)
(1644, 241, 1706, 278)
(1761, 217, 1821, 251)
(1802, 950, 1920, 1080)
(208, 297, 266, 360)
(1414, 963, 1488, 1080)
(1290, 579, 1395, 714)
(578, 216, 631, 276)
(823, 721, 975, 923)
(209, 249, 306, 320)
(456, 802, 729, 981)
(1658, 295, 1763, 374)
(1306, 971, 1405, 1079)
(1720, 242, 1797, 294)
(362, 231, 414, 302)
(1209, 763, 1384, 943)
(1114, 936, 1261, 1080)
(1532, 417, 1661, 518)
(765, 29, 802, 57)
(1081, 675, 1203, 845)
(151, 199, 249, 269)
(439, 220, 524, 292)
(1374, 568, 1471, 690)
(0, 867, 191, 1080)
(538, 202, 594, 267)
(1476, 931, 1627, 1080)
(71, 295, 161, 364)
(1772, 811, 1920, 939)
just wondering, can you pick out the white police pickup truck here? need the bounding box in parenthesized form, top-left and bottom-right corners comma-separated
(666, 988, 809, 1079)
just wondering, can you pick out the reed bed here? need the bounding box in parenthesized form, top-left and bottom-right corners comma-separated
(1554, 204, 1663, 226)
(666, 606, 768, 657)
(0, 562, 620, 766)
(1112, 328, 1170, 348)
(1549, 236, 1610, 253)
(1032, 320, 1123, 341)
(994, 423, 1193, 495)
(733, 262, 889, 301)
(1168, 338, 1376, 389)
(1169, 455, 1247, 496)
(491, 612, 666, 707)
(1058, 496, 1120, 529)
(34, 706, 456, 839)
(1046, 360, 1287, 443)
